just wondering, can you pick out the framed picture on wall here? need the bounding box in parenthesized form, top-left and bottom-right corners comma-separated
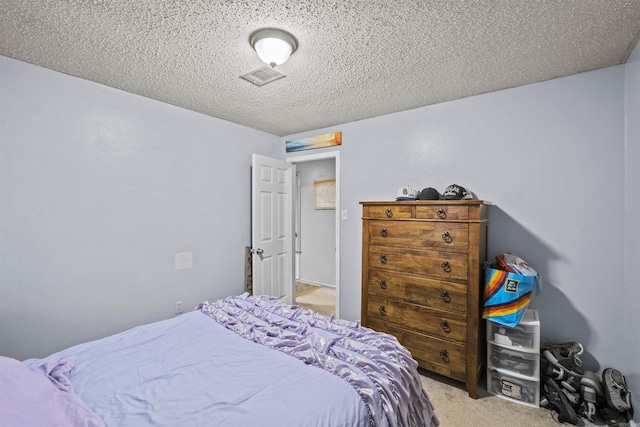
(314, 179, 336, 210)
(286, 132, 342, 153)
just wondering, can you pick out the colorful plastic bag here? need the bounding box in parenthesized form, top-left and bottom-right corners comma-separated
(483, 267, 541, 327)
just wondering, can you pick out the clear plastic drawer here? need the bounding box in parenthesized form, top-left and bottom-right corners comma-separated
(487, 368, 540, 408)
(487, 309, 539, 352)
(487, 343, 539, 378)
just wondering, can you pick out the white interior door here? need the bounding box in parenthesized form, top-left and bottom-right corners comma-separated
(251, 154, 294, 304)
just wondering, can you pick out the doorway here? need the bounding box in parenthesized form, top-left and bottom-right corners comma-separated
(287, 151, 340, 319)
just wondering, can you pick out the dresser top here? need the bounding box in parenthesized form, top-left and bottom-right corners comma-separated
(360, 200, 491, 205)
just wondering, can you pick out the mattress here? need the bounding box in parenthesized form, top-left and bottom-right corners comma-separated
(2, 293, 438, 427)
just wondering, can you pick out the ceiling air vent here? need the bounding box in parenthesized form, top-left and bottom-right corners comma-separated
(240, 65, 286, 86)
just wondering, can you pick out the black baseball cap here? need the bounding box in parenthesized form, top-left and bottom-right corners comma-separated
(417, 187, 441, 200)
(442, 184, 468, 200)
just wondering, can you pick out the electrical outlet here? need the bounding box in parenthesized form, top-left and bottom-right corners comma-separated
(175, 301, 183, 314)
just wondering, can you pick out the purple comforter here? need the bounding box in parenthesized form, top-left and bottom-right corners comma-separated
(0, 356, 105, 427)
(199, 293, 439, 427)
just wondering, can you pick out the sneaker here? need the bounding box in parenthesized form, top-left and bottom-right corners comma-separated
(603, 368, 633, 413)
(560, 374, 581, 394)
(561, 388, 580, 407)
(542, 357, 566, 381)
(600, 407, 631, 426)
(543, 341, 584, 377)
(578, 401, 597, 423)
(578, 375, 606, 425)
(540, 395, 550, 408)
(545, 378, 579, 425)
(580, 371, 605, 404)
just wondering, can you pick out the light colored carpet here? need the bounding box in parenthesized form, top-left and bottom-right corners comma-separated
(295, 286, 335, 317)
(296, 281, 321, 296)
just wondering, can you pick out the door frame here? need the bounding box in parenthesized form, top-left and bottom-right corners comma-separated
(286, 151, 341, 319)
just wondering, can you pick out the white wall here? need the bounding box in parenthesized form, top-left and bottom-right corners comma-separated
(0, 56, 279, 360)
(623, 42, 640, 419)
(296, 159, 336, 287)
(282, 62, 636, 402)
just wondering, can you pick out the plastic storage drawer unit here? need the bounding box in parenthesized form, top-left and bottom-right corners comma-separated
(486, 309, 540, 407)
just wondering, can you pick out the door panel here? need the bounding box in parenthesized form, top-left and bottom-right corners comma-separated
(251, 154, 294, 304)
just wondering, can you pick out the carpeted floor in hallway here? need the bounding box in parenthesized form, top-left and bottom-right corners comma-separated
(295, 285, 335, 317)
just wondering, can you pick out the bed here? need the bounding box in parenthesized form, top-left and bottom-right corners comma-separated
(0, 293, 439, 427)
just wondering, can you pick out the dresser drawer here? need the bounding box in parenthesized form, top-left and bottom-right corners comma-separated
(367, 295, 467, 342)
(363, 204, 414, 219)
(368, 319, 467, 382)
(367, 220, 469, 253)
(367, 270, 467, 314)
(415, 204, 469, 220)
(368, 245, 468, 281)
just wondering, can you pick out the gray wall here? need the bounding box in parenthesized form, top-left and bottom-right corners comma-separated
(0, 56, 278, 360)
(283, 44, 639, 418)
(296, 159, 336, 287)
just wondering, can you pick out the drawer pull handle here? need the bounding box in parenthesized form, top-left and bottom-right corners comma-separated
(441, 261, 451, 272)
(380, 254, 387, 264)
(379, 280, 387, 290)
(385, 208, 393, 218)
(380, 228, 388, 237)
(440, 349, 449, 362)
(442, 231, 452, 243)
(441, 320, 451, 333)
(440, 290, 451, 303)
(437, 208, 446, 219)
(379, 306, 387, 316)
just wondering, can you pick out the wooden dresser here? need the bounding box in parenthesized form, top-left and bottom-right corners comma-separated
(360, 200, 489, 398)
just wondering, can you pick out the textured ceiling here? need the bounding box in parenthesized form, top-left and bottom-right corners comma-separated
(1, 1, 639, 136)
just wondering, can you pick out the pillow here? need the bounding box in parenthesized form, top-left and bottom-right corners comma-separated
(0, 356, 105, 427)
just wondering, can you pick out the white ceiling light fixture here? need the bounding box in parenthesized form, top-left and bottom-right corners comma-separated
(250, 28, 298, 68)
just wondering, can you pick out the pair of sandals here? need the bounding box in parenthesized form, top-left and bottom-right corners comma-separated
(603, 368, 634, 422)
(545, 369, 634, 426)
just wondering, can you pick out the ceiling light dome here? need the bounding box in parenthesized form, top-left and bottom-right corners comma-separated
(250, 28, 298, 67)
